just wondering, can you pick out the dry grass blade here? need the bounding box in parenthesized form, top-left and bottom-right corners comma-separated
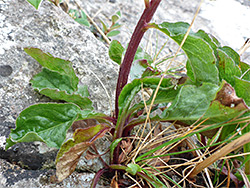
(189, 131, 250, 179)
(238, 169, 250, 188)
(73, 0, 111, 44)
(238, 38, 250, 56)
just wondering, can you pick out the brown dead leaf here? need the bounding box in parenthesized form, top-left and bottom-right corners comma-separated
(118, 138, 133, 163)
(215, 82, 248, 110)
(56, 126, 109, 182)
(110, 176, 119, 188)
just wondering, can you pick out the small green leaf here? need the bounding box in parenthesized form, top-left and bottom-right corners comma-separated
(110, 138, 122, 161)
(24, 48, 79, 90)
(111, 15, 120, 24)
(100, 20, 108, 32)
(110, 23, 122, 30)
(26, 0, 42, 9)
(75, 85, 90, 97)
(152, 22, 219, 84)
(134, 47, 153, 65)
(117, 77, 174, 125)
(129, 47, 154, 80)
(126, 163, 142, 175)
(6, 103, 81, 150)
(109, 40, 125, 64)
(116, 11, 121, 17)
(217, 46, 241, 86)
(107, 30, 120, 37)
(73, 10, 90, 27)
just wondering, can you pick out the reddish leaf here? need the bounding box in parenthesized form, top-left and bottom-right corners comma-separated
(56, 124, 110, 181)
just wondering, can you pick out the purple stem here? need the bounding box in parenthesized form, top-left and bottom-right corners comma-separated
(115, 0, 162, 119)
(113, 0, 162, 165)
(90, 168, 109, 188)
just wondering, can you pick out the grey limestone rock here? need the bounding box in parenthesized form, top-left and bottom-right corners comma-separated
(0, 0, 118, 187)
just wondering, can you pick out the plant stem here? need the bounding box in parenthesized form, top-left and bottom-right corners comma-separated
(115, 0, 162, 119)
(90, 168, 108, 188)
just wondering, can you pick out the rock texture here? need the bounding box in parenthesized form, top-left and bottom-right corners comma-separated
(0, 0, 117, 187)
(1, 0, 250, 187)
(75, 0, 250, 63)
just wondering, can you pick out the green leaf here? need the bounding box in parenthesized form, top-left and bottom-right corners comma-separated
(235, 77, 250, 106)
(111, 15, 120, 24)
(129, 47, 154, 80)
(69, 10, 90, 27)
(134, 47, 153, 65)
(26, 0, 42, 9)
(6, 103, 81, 150)
(217, 46, 241, 86)
(160, 81, 249, 139)
(100, 20, 108, 32)
(39, 88, 93, 110)
(109, 40, 125, 64)
(110, 23, 122, 30)
(30, 68, 92, 109)
(107, 30, 120, 37)
(239, 61, 250, 81)
(161, 83, 219, 121)
(31, 68, 76, 94)
(24, 48, 79, 90)
(56, 124, 110, 181)
(110, 138, 122, 162)
(75, 85, 90, 97)
(152, 22, 219, 84)
(116, 11, 121, 17)
(126, 163, 142, 176)
(117, 77, 174, 126)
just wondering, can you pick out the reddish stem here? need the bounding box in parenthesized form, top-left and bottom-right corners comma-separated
(113, 0, 162, 164)
(115, 0, 162, 119)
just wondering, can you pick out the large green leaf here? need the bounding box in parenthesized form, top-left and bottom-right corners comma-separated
(152, 22, 219, 84)
(217, 46, 241, 86)
(118, 77, 174, 120)
(239, 61, 250, 81)
(24, 48, 79, 90)
(5, 103, 81, 149)
(235, 77, 250, 106)
(38, 89, 93, 110)
(161, 83, 219, 121)
(160, 81, 249, 138)
(31, 68, 76, 94)
(56, 124, 110, 181)
(26, 0, 42, 9)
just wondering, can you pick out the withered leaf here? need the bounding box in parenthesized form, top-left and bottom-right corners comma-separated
(56, 124, 110, 182)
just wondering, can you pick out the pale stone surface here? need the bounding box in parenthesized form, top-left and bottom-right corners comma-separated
(0, 0, 117, 187)
(1, 0, 250, 187)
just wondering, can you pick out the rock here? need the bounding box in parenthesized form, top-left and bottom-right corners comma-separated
(75, 0, 250, 63)
(0, 0, 118, 186)
(1, 0, 250, 187)
(0, 159, 107, 188)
